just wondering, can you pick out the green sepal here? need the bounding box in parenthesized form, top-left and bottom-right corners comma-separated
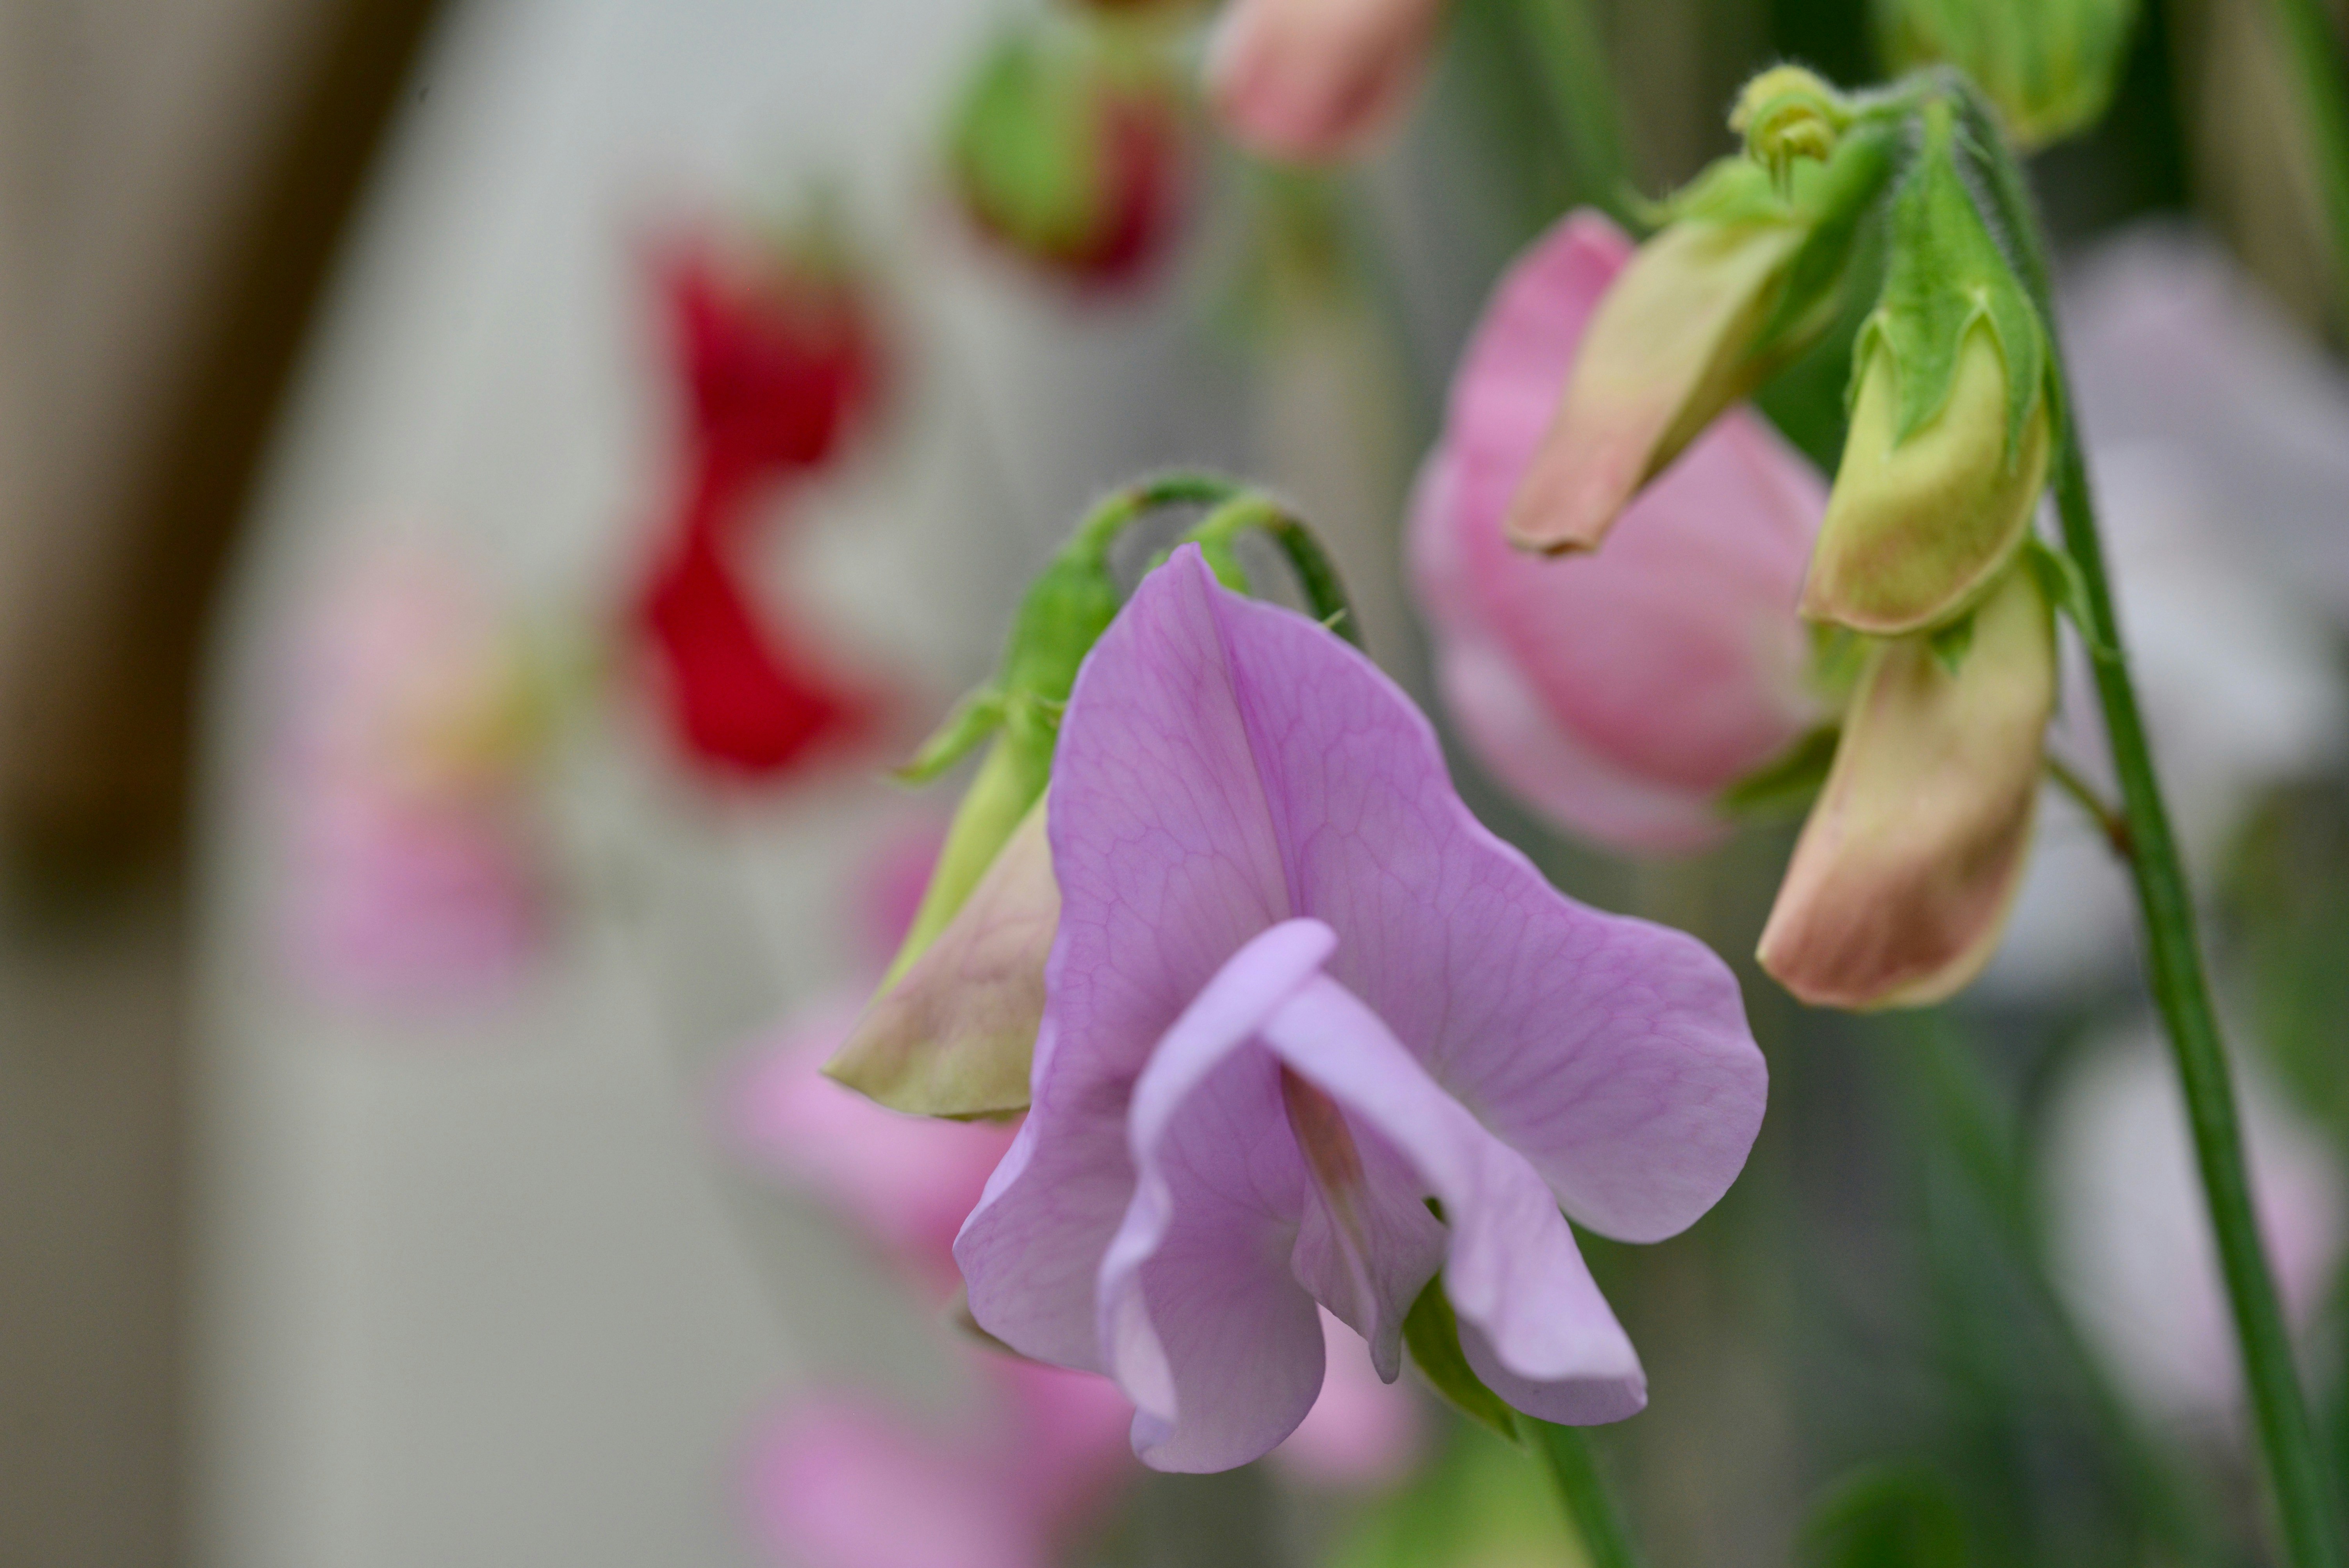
(948, 20, 1103, 259)
(1800, 1463, 1971, 1568)
(1757, 119, 1905, 351)
(1851, 103, 2046, 467)
(895, 686, 1007, 783)
(1401, 1274, 1522, 1443)
(1927, 610, 1975, 677)
(1720, 724, 1843, 822)
(2021, 536, 2114, 662)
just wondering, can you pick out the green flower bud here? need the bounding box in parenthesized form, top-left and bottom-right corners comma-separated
(1729, 65, 1853, 188)
(823, 514, 1122, 1116)
(1508, 121, 1897, 555)
(1759, 563, 2055, 1009)
(1804, 105, 2051, 634)
(1876, 0, 2138, 148)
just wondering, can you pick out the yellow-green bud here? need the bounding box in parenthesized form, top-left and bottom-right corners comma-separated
(1804, 321, 2051, 633)
(1730, 65, 1852, 187)
(1758, 563, 2055, 1009)
(1804, 102, 2052, 634)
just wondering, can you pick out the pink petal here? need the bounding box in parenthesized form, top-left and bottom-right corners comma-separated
(1272, 1311, 1425, 1489)
(741, 1396, 1047, 1568)
(718, 1010, 1017, 1285)
(1093, 919, 1339, 1472)
(1260, 968, 1645, 1424)
(1409, 209, 1823, 853)
(1203, 0, 1448, 163)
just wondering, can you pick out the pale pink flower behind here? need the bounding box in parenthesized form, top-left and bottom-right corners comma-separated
(1205, 0, 1449, 163)
(278, 543, 547, 1004)
(1409, 210, 1826, 853)
(2044, 1032, 2345, 1430)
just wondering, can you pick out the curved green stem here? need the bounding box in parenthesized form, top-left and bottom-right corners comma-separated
(1533, 1422, 1643, 1568)
(1180, 492, 1369, 650)
(1068, 470, 1243, 563)
(2263, 0, 2349, 336)
(1509, 0, 1636, 226)
(1963, 85, 2348, 1568)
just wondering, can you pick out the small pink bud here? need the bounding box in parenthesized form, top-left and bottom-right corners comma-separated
(1505, 214, 1809, 555)
(1203, 0, 1448, 163)
(825, 796, 1056, 1117)
(1758, 563, 2056, 1009)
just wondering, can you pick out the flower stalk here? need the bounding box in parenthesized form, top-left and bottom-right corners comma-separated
(1508, 0, 1635, 227)
(1534, 1422, 1643, 1568)
(2263, 0, 2349, 338)
(1963, 81, 2349, 1568)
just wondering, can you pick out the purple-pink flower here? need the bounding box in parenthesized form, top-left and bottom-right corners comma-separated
(1408, 211, 1826, 853)
(956, 547, 1766, 1472)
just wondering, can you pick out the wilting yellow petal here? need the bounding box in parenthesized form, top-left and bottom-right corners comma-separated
(1803, 323, 2051, 635)
(1506, 216, 1805, 556)
(825, 797, 1057, 1117)
(1758, 565, 2055, 1009)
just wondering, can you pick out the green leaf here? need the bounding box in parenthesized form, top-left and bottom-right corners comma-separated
(1719, 724, 1842, 821)
(1801, 1465, 1971, 1568)
(894, 686, 1006, 783)
(1402, 1275, 1521, 1442)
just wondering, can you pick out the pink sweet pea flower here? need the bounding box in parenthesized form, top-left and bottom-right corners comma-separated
(278, 544, 548, 1003)
(1205, 0, 1449, 163)
(957, 547, 1766, 1472)
(743, 1358, 1134, 1568)
(1408, 211, 1826, 853)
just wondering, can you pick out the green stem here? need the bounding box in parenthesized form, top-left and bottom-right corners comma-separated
(1180, 493, 1369, 650)
(2263, 0, 2349, 337)
(1533, 1421, 1643, 1568)
(1963, 83, 2349, 1568)
(1508, 0, 1636, 226)
(1068, 470, 1242, 563)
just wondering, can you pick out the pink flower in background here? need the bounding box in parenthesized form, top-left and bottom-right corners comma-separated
(1205, 0, 1449, 162)
(957, 548, 1766, 1471)
(742, 1361, 1134, 1568)
(1409, 210, 1826, 853)
(278, 544, 547, 1003)
(2044, 1032, 2345, 1430)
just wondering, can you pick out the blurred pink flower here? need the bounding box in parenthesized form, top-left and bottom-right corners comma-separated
(1273, 1311, 1425, 1489)
(718, 1012, 1019, 1292)
(743, 1357, 1133, 1568)
(2044, 1032, 2345, 1430)
(1205, 0, 1448, 163)
(1408, 210, 1827, 853)
(278, 543, 547, 1004)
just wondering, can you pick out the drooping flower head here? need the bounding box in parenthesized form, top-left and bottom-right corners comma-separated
(958, 547, 1767, 1471)
(1410, 210, 1827, 853)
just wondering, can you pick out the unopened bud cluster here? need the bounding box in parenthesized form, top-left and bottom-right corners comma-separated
(1509, 64, 2070, 1011)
